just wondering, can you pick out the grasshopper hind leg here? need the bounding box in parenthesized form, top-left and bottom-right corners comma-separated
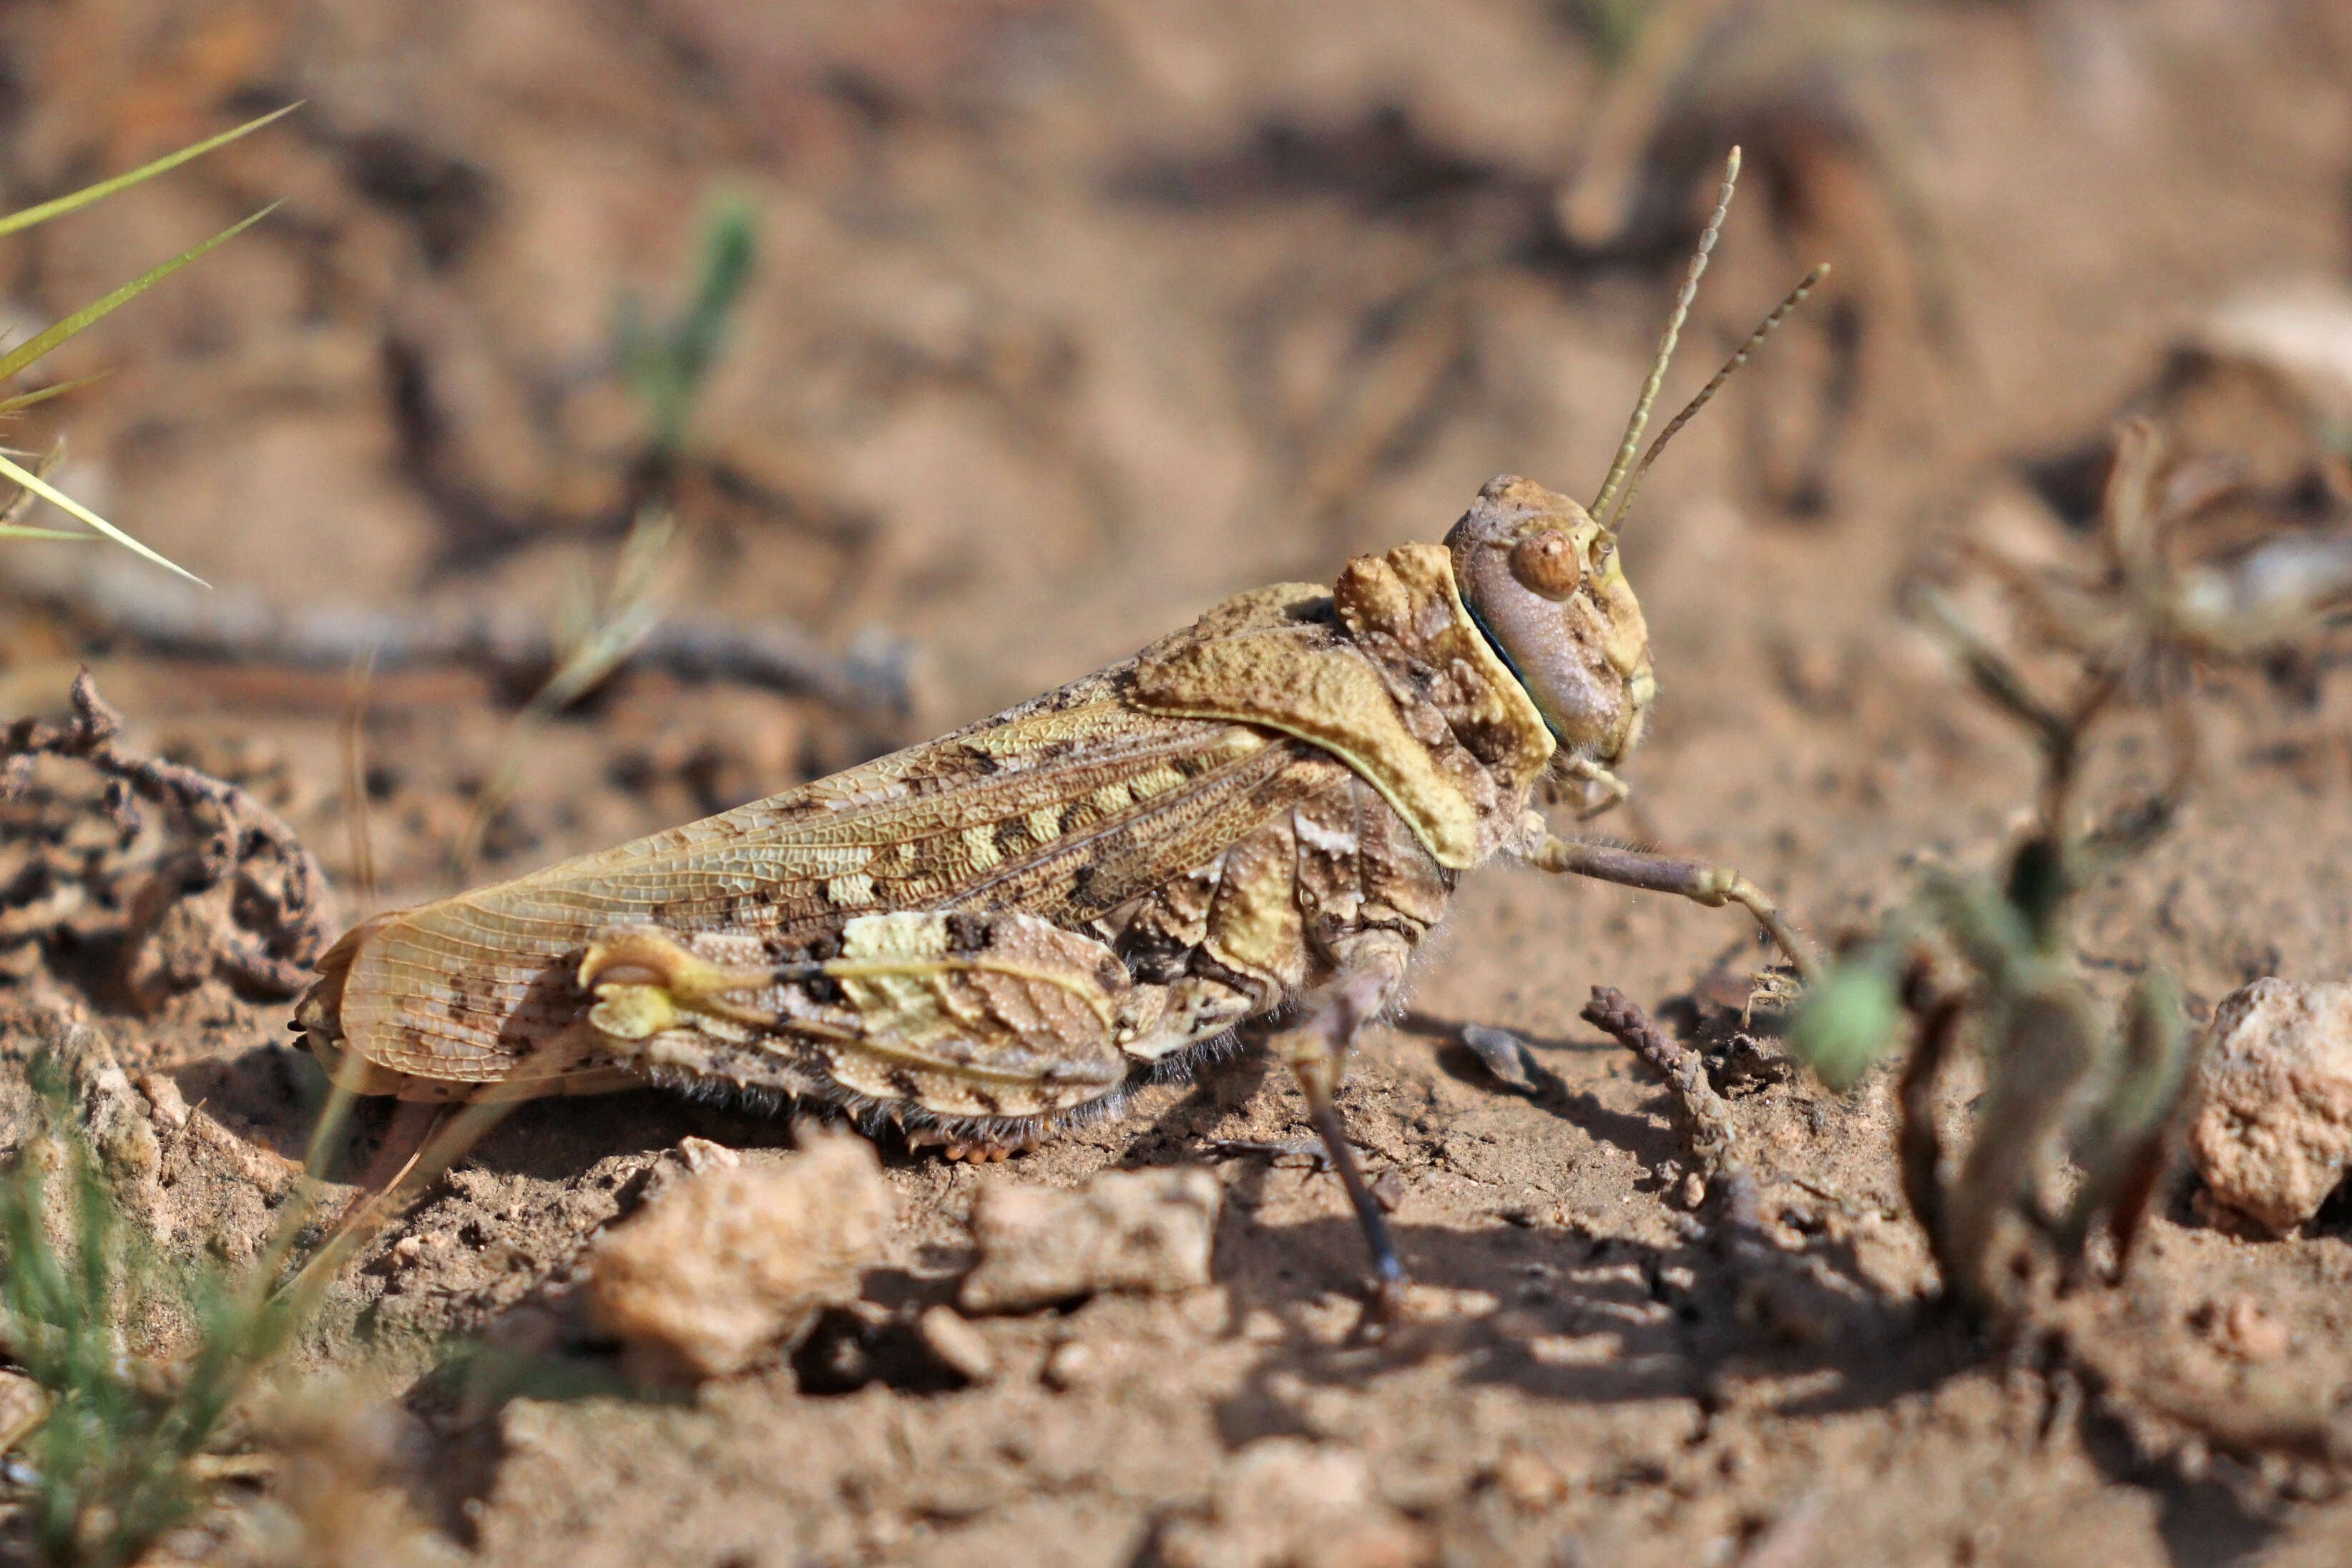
(578, 911, 1140, 1144)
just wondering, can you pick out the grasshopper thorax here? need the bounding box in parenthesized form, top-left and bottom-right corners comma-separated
(1447, 475, 1655, 766)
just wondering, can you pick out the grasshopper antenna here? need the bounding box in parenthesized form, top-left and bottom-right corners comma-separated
(1592, 146, 1741, 531)
(1604, 262, 1831, 531)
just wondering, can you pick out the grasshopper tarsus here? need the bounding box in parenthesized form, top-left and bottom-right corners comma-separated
(1305, 1092, 1409, 1310)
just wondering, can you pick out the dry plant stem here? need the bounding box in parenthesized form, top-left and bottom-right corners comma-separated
(0, 670, 335, 990)
(1896, 988, 1963, 1278)
(15, 562, 916, 720)
(1560, 0, 1744, 248)
(280, 1092, 524, 1307)
(1537, 835, 1821, 982)
(1580, 985, 1738, 1181)
(1580, 988, 1783, 1282)
(339, 649, 379, 920)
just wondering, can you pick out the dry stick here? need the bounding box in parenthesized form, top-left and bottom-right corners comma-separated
(0, 670, 335, 991)
(338, 649, 380, 921)
(11, 553, 916, 720)
(278, 1092, 525, 1309)
(1579, 986, 1789, 1303)
(1557, 0, 1744, 247)
(1580, 985, 1738, 1181)
(1896, 986, 1964, 1276)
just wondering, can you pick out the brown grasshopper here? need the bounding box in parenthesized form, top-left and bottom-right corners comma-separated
(297, 151, 1823, 1305)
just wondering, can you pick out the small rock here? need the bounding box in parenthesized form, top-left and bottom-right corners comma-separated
(2188, 979, 2352, 1232)
(1393, 1284, 1497, 1323)
(1460, 1024, 1535, 1092)
(959, 1166, 1220, 1313)
(918, 1305, 996, 1384)
(1042, 1338, 1096, 1391)
(675, 1136, 739, 1175)
(2196, 1295, 2291, 1363)
(1527, 1332, 1622, 1368)
(584, 1128, 894, 1379)
(134, 1072, 190, 1134)
(1158, 1439, 1431, 1568)
(1491, 1449, 1568, 1511)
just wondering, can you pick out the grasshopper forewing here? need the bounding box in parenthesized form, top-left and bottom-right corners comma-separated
(299, 150, 1823, 1308)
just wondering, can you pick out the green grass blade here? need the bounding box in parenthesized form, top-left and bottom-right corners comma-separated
(0, 204, 280, 388)
(0, 449, 207, 585)
(0, 524, 92, 540)
(0, 104, 299, 240)
(0, 373, 107, 414)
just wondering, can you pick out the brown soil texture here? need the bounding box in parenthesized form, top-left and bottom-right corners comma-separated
(7, 2, 2352, 1564)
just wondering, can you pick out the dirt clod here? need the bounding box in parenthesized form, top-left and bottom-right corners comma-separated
(959, 1165, 1220, 1313)
(1157, 1439, 1431, 1568)
(583, 1127, 893, 1379)
(2188, 979, 2352, 1233)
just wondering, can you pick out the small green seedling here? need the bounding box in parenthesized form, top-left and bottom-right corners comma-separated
(1790, 418, 2339, 1316)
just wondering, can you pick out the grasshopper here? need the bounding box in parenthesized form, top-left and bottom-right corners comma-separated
(297, 151, 1823, 1306)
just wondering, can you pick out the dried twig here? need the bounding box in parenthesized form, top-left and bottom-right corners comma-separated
(1582, 984, 1738, 1182)
(1581, 988, 1807, 1323)
(11, 552, 916, 721)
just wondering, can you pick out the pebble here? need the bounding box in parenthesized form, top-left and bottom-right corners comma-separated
(917, 1305, 997, 1384)
(0, 1371, 51, 1455)
(1042, 1338, 1097, 1392)
(584, 1128, 894, 1379)
(2197, 1294, 2291, 1363)
(2188, 979, 2352, 1232)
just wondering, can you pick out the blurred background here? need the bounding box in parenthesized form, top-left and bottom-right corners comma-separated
(1, 0, 2349, 906)
(11, 11, 2352, 1560)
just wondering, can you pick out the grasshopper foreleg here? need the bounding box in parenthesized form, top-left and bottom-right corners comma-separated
(1272, 932, 1413, 1315)
(1532, 833, 1823, 984)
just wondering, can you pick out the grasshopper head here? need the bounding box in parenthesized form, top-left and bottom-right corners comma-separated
(1446, 149, 1823, 770)
(1447, 475, 1655, 764)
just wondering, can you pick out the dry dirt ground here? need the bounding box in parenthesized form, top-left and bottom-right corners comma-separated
(6, 1, 2352, 1564)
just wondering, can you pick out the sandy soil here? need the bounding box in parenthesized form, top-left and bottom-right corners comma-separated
(7, 1, 2352, 1563)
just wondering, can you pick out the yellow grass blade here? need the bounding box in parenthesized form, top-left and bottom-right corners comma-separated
(0, 449, 206, 585)
(0, 104, 299, 240)
(0, 205, 279, 387)
(0, 374, 107, 414)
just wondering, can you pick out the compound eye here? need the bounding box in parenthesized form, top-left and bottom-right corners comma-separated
(1507, 529, 1582, 600)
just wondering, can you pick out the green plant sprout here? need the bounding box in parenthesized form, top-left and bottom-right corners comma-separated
(1789, 418, 2352, 1317)
(0, 1044, 358, 1567)
(613, 196, 758, 461)
(0, 104, 295, 584)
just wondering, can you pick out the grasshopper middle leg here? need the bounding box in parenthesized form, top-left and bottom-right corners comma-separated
(1532, 834, 1822, 982)
(1271, 931, 1415, 1314)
